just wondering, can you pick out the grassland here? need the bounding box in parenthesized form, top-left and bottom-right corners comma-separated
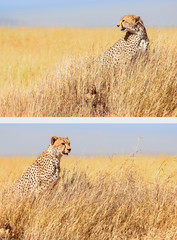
(0, 27, 176, 117)
(0, 155, 177, 239)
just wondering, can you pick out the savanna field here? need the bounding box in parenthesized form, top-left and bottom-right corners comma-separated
(0, 155, 177, 239)
(0, 27, 177, 117)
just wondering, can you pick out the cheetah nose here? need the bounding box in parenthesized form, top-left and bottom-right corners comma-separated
(68, 148, 71, 152)
(117, 24, 120, 27)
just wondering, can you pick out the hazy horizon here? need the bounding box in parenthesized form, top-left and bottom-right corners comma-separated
(0, 0, 177, 28)
(0, 124, 177, 157)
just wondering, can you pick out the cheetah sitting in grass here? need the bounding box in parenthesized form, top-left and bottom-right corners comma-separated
(100, 15, 149, 66)
(12, 136, 71, 196)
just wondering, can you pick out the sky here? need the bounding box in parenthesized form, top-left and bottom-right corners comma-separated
(0, 0, 177, 27)
(0, 123, 177, 157)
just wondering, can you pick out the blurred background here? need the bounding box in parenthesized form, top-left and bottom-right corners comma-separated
(0, 123, 176, 156)
(0, 0, 177, 27)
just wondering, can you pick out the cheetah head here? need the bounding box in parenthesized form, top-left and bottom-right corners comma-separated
(117, 15, 144, 33)
(51, 136, 71, 156)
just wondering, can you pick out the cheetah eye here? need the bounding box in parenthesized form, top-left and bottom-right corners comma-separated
(61, 143, 65, 145)
(122, 19, 125, 22)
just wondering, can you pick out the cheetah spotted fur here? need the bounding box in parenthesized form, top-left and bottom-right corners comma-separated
(100, 15, 149, 66)
(11, 136, 71, 196)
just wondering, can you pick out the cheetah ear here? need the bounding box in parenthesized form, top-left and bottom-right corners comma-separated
(135, 16, 144, 25)
(66, 136, 68, 139)
(51, 136, 58, 145)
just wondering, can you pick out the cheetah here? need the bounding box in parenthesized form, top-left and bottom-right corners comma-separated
(100, 15, 149, 66)
(11, 136, 71, 196)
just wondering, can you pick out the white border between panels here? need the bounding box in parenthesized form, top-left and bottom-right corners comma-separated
(0, 117, 176, 124)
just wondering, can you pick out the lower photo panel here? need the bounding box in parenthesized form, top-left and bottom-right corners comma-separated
(0, 123, 176, 240)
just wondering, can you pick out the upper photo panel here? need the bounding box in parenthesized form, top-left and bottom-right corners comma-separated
(0, 0, 176, 117)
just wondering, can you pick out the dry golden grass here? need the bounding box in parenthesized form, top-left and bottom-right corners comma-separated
(0, 27, 176, 117)
(0, 155, 177, 239)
